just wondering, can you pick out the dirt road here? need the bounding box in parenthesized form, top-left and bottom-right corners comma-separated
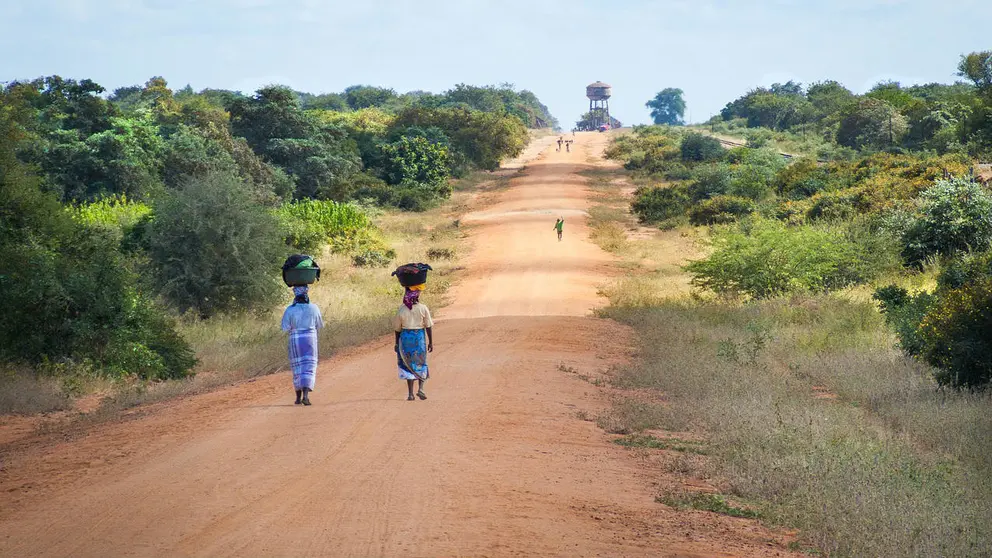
(0, 134, 790, 557)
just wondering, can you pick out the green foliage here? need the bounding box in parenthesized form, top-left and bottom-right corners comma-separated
(380, 135, 451, 199)
(726, 147, 786, 200)
(351, 247, 396, 268)
(67, 195, 151, 237)
(873, 285, 935, 358)
(680, 132, 725, 162)
(631, 185, 690, 224)
(773, 157, 831, 199)
(275, 199, 373, 254)
(228, 86, 361, 200)
(41, 114, 166, 202)
(687, 163, 733, 201)
(685, 219, 896, 298)
(689, 195, 755, 226)
(901, 178, 992, 265)
(1, 105, 193, 380)
(877, 250, 992, 388)
(957, 51, 992, 95)
(918, 278, 992, 388)
(836, 98, 908, 150)
(147, 171, 284, 317)
(646, 88, 686, 126)
(393, 106, 527, 172)
(344, 85, 397, 110)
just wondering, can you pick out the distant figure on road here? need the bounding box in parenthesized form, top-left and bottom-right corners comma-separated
(554, 217, 564, 241)
(281, 286, 324, 406)
(394, 285, 434, 401)
(565, 140, 571, 153)
(557, 136, 563, 152)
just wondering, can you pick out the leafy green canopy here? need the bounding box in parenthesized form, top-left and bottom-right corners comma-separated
(146, 171, 285, 318)
(229, 86, 361, 200)
(0, 98, 194, 379)
(646, 88, 687, 126)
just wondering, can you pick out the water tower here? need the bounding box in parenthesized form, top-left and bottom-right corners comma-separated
(586, 81, 611, 129)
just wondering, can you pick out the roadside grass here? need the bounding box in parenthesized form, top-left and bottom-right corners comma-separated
(0, 370, 72, 415)
(613, 433, 708, 455)
(657, 491, 761, 519)
(599, 296, 992, 557)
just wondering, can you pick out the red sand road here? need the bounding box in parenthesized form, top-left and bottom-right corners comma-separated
(0, 133, 796, 557)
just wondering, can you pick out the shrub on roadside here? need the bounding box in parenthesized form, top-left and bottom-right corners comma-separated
(901, 178, 992, 266)
(918, 278, 992, 388)
(687, 163, 733, 201)
(680, 132, 726, 162)
(685, 219, 894, 298)
(351, 247, 397, 268)
(147, 171, 285, 317)
(631, 185, 690, 224)
(689, 195, 755, 226)
(876, 250, 992, 388)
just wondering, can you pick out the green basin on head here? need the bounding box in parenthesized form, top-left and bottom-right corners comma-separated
(283, 267, 319, 286)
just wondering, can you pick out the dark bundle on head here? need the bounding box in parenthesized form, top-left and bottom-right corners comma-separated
(292, 285, 310, 305)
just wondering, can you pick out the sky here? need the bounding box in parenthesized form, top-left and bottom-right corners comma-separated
(2, 0, 990, 126)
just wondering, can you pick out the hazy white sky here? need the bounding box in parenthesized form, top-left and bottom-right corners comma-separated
(2, 0, 989, 126)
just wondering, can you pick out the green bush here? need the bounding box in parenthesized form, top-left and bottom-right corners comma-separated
(351, 247, 396, 268)
(680, 132, 726, 162)
(685, 219, 890, 298)
(147, 171, 284, 317)
(806, 186, 871, 221)
(689, 195, 756, 226)
(873, 285, 935, 358)
(773, 158, 831, 199)
(901, 178, 992, 266)
(631, 185, 690, 224)
(276, 199, 372, 254)
(918, 278, 992, 388)
(67, 195, 152, 240)
(877, 250, 992, 388)
(687, 163, 733, 201)
(1, 109, 194, 381)
(727, 148, 787, 201)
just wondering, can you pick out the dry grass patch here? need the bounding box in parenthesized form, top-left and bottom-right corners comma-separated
(601, 296, 992, 556)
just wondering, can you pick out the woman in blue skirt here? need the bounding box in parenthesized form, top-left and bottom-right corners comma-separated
(393, 285, 434, 401)
(281, 286, 324, 405)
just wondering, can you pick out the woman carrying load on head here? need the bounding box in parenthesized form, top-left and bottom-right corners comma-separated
(394, 284, 434, 401)
(281, 285, 324, 406)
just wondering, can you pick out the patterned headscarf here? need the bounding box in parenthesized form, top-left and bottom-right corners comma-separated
(292, 285, 310, 305)
(403, 287, 421, 310)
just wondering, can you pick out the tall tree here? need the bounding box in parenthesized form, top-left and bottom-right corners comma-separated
(228, 86, 360, 199)
(958, 51, 992, 96)
(646, 88, 686, 125)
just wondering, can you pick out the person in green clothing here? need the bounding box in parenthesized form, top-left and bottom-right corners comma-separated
(554, 217, 564, 241)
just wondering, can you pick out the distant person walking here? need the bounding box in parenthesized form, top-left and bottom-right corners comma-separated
(557, 136, 563, 152)
(554, 217, 564, 241)
(394, 285, 434, 401)
(281, 286, 324, 406)
(565, 140, 571, 152)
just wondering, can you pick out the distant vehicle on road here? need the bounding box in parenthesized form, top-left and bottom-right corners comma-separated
(598, 124, 610, 132)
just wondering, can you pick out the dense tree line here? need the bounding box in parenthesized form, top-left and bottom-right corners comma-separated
(0, 76, 554, 382)
(714, 51, 992, 157)
(608, 55, 992, 388)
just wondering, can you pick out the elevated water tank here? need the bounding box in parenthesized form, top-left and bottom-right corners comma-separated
(586, 81, 612, 101)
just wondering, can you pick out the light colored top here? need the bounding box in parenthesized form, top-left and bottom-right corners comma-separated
(281, 303, 325, 332)
(393, 303, 433, 331)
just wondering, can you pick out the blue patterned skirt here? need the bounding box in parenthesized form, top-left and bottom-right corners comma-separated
(397, 328, 429, 381)
(288, 328, 318, 390)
